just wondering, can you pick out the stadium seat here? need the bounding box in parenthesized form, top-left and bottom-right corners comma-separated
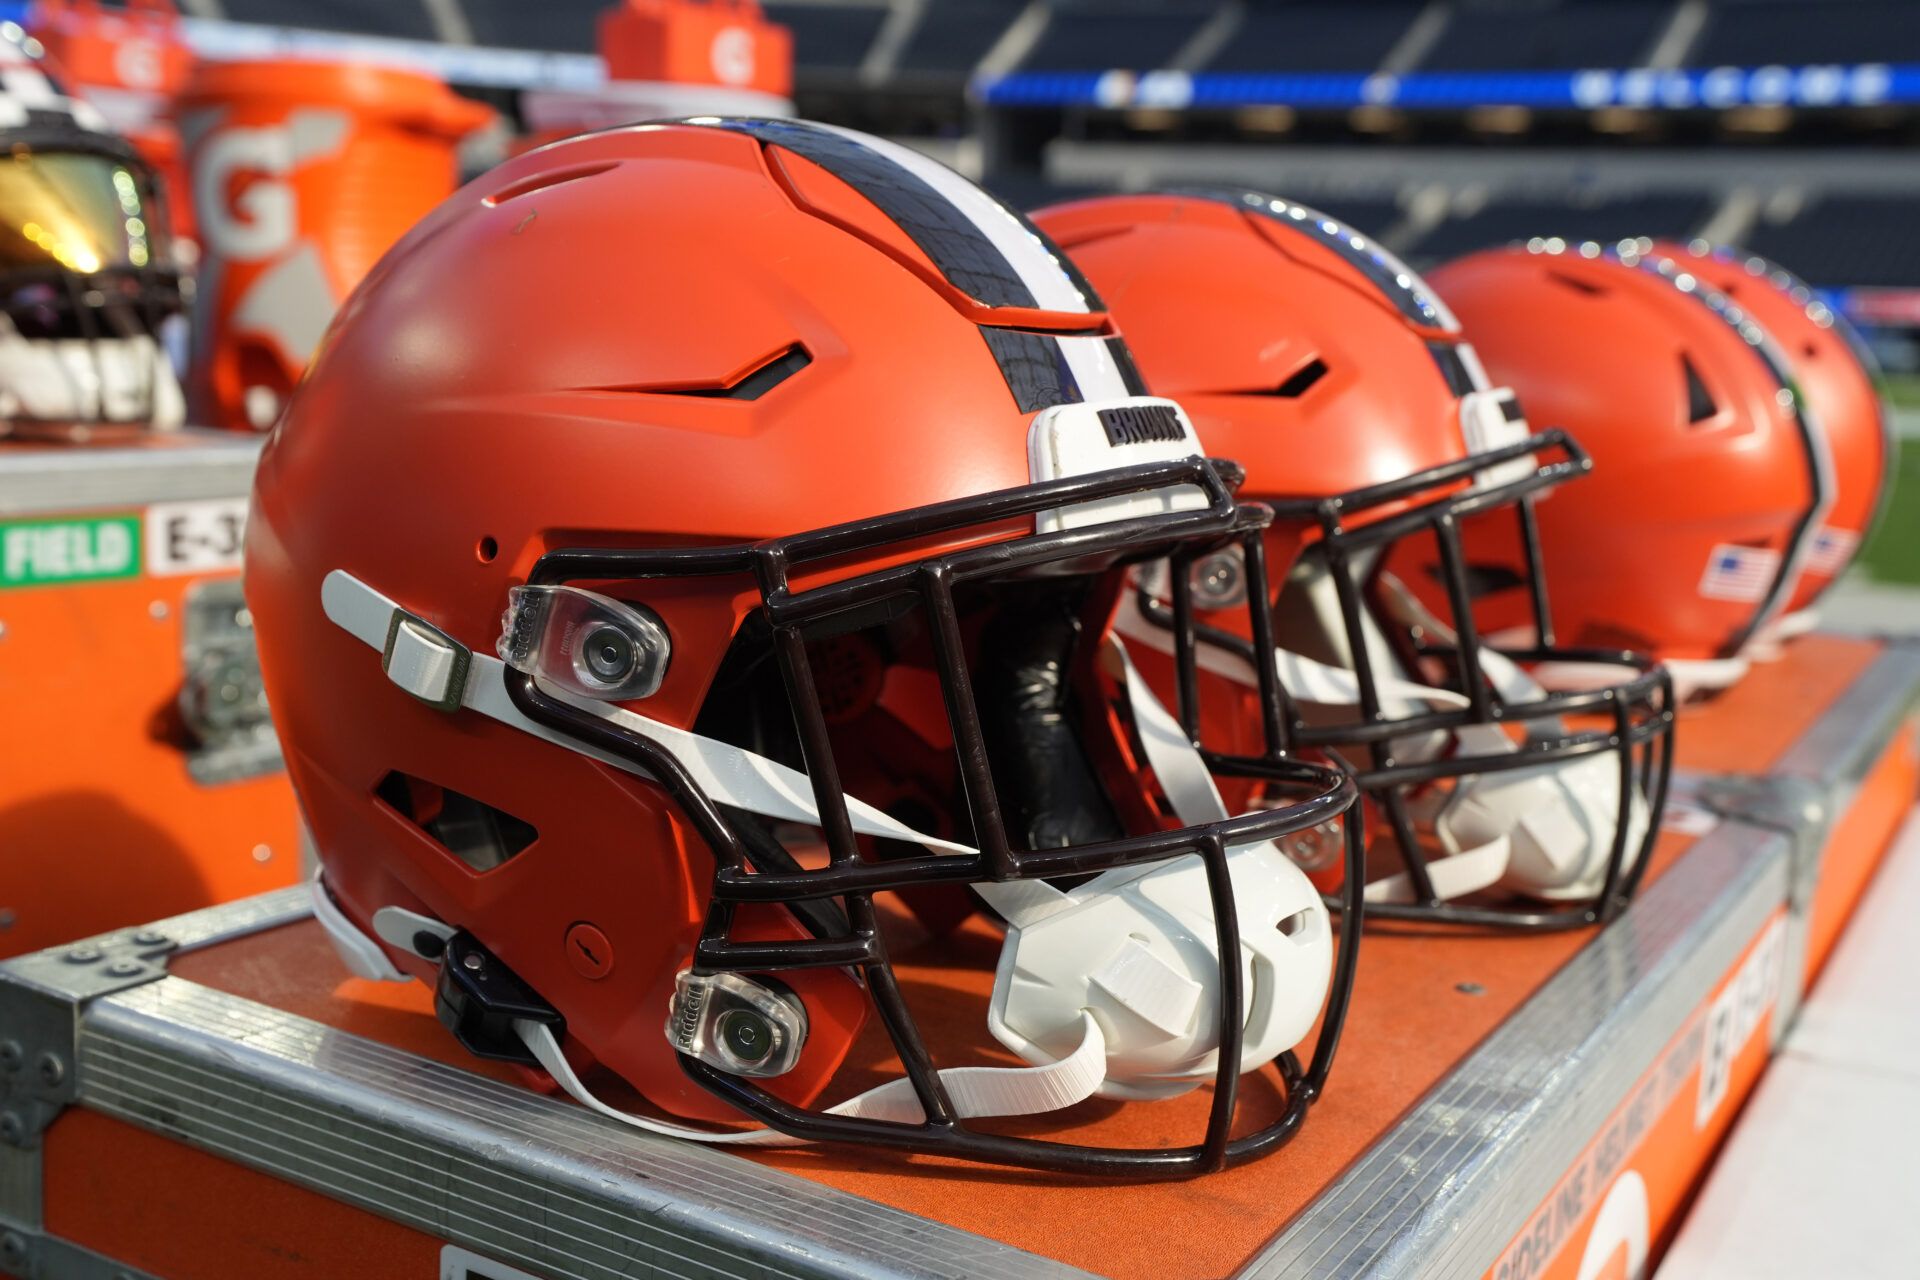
(1745, 195, 1920, 289)
(462, 0, 605, 54)
(1400, 192, 1714, 264)
(220, 0, 438, 41)
(1201, 2, 1424, 74)
(1418, 0, 1670, 71)
(1016, 1, 1219, 74)
(763, 2, 891, 75)
(895, 0, 1028, 80)
(1691, 0, 1920, 67)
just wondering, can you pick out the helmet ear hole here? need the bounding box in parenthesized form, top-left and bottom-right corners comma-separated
(374, 770, 538, 873)
(476, 536, 498, 563)
(1683, 355, 1718, 423)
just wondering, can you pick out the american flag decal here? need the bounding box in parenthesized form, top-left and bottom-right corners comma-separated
(1699, 544, 1781, 602)
(1804, 527, 1860, 577)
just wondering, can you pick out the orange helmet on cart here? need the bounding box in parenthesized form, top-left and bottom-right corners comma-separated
(1423, 243, 1836, 696)
(246, 120, 1362, 1176)
(1644, 239, 1889, 629)
(1033, 191, 1673, 931)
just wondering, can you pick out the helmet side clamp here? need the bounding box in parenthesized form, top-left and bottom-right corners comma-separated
(433, 930, 565, 1065)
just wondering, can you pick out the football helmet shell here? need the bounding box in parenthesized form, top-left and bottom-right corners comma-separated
(1034, 192, 1674, 931)
(1426, 243, 1834, 689)
(248, 120, 1360, 1176)
(1645, 239, 1889, 619)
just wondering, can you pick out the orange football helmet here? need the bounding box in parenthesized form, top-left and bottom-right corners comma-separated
(247, 121, 1362, 1176)
(1034, 191, 1674, 931)
(1645, 239, 1889, 627)
(1425, 243, 1836, 696)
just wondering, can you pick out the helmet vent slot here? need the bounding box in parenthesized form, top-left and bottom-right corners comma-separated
(614, 344, 813, 402)
(1546, 271, 1606, 296)
(483, 161, 619, 206)
(374, 771, 538, 873)
(1683, 355, 1718, 423)
(1276, 909, 1313, 939)
(1271, 358, 1330, 398)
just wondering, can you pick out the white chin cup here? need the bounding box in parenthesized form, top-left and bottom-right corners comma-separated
(986, 843, 1331, 1101)
(1430, 748, 1649, 901)
(0, 325, 186, 427)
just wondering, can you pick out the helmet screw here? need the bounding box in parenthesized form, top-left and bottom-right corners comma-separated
(0, 1042, 20, 1073)
(461, 951, 484, 972)
(36, 1054, 65, 1088)
(106, 959, 144, 978)
(63, 944, 103, 965)
(565, 923, 615, 980)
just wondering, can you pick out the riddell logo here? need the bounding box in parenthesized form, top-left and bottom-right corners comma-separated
(1098, 403, 1184, 447)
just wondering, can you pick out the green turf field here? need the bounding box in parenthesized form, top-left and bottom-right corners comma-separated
(1859, 430, 1920, 585)
(1858, 373, 1919, 585)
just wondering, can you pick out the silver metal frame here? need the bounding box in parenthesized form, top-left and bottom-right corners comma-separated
(1240, 641, 1920, 1279)
(0, 429, 262, 518)
(1, 647, 1916, 1280)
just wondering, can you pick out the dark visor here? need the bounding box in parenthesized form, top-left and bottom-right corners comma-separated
(0, 147, 166, 275)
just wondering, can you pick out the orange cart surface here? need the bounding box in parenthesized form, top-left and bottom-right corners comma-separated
(0, 430, 301, 961)
(1, 634, 1915, 1280)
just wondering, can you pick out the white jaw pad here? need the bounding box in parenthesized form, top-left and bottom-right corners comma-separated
(986, 839, 1331, 1101)
(1029, 396, 1210, 535)
(1121, 573, 1647, 906)
(1426, 744, 1649, 901)
(983, 642, 1333, 1100)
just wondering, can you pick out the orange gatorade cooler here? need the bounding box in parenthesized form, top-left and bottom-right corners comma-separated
(600, 0, 794, 96)
(520, 0, 793, 150)
(26, 0, 199, 247)
(178, 60, 491, 431)
(0, 428, 300, 959)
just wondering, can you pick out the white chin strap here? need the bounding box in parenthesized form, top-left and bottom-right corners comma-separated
(1114, 579, 1646, 905)
(1744, 608, 1819, 664)
(1486, 625, 1749, 702)
(0, 320, 186, 428)
(316, 569, 1331, 1143)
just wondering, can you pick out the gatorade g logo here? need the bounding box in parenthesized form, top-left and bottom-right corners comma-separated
(711, 26, 756, 86)
(195, 110, 351, 263)
(115, 38, 166, 92)
(196, 125, 295, 261)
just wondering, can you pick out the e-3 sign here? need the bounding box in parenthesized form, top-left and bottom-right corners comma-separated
(0, 498, 248, 588)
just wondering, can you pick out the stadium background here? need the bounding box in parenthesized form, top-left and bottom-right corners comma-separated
(33, 0, 1916, 607)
